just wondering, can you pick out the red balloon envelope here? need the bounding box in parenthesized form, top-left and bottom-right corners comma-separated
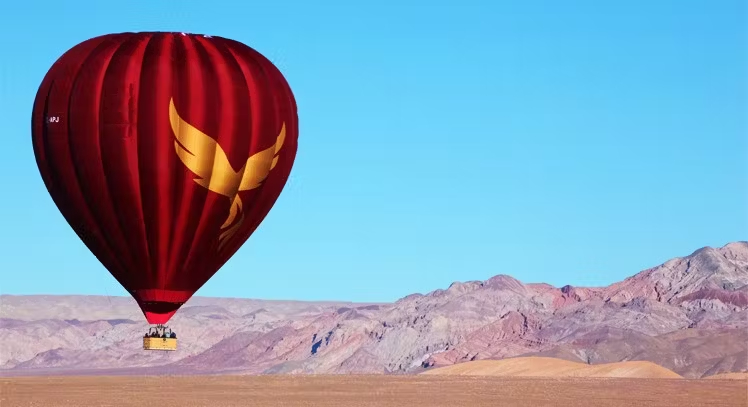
(31, 32, 298, 324)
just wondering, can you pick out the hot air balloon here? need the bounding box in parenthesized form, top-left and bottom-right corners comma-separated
(31, 32, 298, 350)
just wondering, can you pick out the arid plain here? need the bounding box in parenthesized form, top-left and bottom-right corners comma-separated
(2, 374, 746, 407)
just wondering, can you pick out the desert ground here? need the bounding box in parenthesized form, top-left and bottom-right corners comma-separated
(1, 375, 746, 407)
(421, 357, 685, 378)
(706, 372, 748, 380)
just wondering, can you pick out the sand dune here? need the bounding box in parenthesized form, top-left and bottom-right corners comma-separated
(704, 372, 748, 380)
(421, 357, 683, 379)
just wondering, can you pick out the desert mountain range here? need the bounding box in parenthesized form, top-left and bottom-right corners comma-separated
(1, 241, 746, 378)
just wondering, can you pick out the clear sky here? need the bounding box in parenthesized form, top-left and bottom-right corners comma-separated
(0, 0, 745, 302)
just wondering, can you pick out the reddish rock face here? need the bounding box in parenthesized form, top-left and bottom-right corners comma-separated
(1, 242, 747, 378)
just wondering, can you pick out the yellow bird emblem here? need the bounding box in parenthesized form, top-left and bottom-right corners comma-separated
(168, 98, 285, 249)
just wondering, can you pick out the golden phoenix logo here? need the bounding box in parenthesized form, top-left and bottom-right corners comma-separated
(168, 98, 285, 250)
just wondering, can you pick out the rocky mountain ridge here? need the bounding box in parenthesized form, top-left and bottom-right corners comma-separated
(1, 241, 746, 378)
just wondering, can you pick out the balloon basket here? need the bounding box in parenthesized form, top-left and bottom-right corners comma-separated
(143, 336, 177, 351)
(143, 324, 177, 351)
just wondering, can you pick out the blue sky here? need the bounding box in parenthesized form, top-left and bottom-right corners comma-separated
(0, 0, 745, 302)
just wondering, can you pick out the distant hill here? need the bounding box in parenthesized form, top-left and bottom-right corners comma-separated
(704, 372, 748, 380)
(1, 241, 746, 378)
(420, 357, 682, 379)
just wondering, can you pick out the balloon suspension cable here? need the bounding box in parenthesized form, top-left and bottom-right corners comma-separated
(146, 324, 175, 337)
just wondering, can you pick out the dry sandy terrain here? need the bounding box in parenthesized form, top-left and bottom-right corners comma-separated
(705, 372, 748, 380)
(1, 375, 745, 407)
(421, 357, 684, 378)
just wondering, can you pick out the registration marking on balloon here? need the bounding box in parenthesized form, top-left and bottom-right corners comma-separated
(168, 98, 285, 250)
